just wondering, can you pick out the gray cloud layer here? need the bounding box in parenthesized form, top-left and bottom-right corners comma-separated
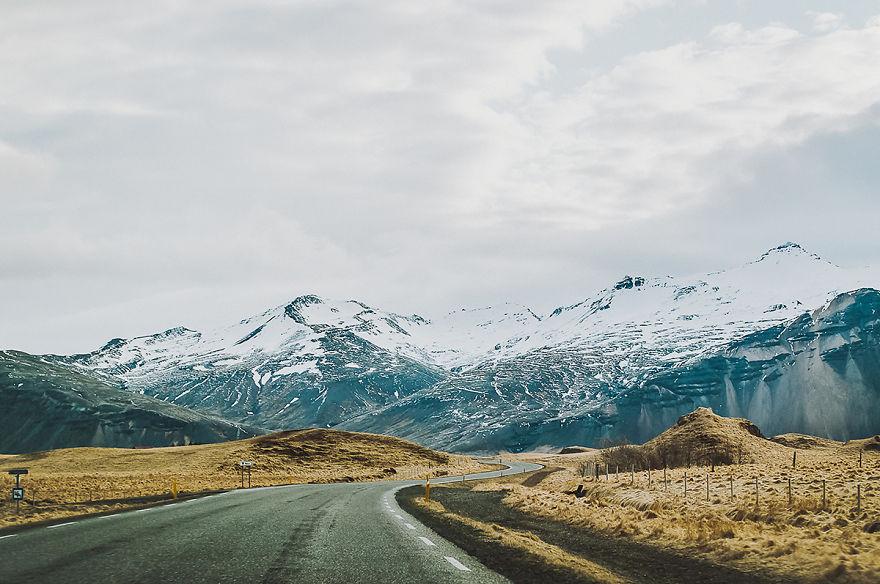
(2, 1, 879, 353)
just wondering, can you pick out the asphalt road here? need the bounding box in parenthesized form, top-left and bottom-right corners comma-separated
(0, 460, 541, 583)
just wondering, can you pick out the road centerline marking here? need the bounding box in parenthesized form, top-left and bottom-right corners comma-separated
(418, 536, 436, 546)
(445, 557, 471, 572)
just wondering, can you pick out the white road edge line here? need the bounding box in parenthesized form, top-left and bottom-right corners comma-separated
(98, 514, 120, 519)
(0, 534, 17, 540)
(404, 523, 416, 530)
(394, 514, 403, 520)
(445, 557, 471, 572)
(418, 536, 436, 546)
(47, 522, 77, 529)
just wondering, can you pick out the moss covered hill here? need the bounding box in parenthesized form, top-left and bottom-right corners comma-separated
(600, 408, 790, 469)
(0, 350, 262, 454)
(644, 407, 784, 466)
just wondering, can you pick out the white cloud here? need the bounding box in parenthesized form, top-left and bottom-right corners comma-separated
(473, 18, 880, 228)
(807, 11, 843, 33)
(1, 2, 880, 352)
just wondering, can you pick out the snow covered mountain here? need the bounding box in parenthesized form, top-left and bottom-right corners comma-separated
(36, 243, 880, 451)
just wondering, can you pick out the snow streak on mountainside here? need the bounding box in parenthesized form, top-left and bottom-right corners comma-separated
(38, 243, 880, 451)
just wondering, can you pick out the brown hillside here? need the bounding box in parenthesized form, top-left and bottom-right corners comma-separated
(0, 428, 488, 529)
(771, 433, 841, 449)
(644, 407, 782, 466)
(596, 407, 787, 470)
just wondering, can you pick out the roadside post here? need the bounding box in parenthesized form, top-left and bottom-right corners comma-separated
(239, 461, 254, 488)
(425, 476, 431, 501)
(8, 469, 28, 514)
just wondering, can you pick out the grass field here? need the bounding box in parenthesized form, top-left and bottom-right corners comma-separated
(410, 409, 880, 583)
(0, 428, 491, 530)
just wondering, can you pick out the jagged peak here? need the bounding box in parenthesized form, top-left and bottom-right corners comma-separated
(613, 275, 646, 290)
(753, 242, 826, 264)
(99, 338, 127, 352)
(156, 326, 196, 338)
(287, 294, 324, 308)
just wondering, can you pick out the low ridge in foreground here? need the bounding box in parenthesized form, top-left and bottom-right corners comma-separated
(0, 428, 489, 530)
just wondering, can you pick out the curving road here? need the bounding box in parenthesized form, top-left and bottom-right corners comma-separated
(0, 460, 541, 583)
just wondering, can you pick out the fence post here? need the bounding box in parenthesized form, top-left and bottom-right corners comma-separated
(792, 450, 797, 469)
(606, 465, 609, 482)
(729, 476, 733, 500)
(857, 483, 861, 513)
(631, 465, 635, 485)
(822, 480, 827, 508)
(616, 465, 619, 481)
(705, 473, 709, 502)
(755, 477, 759, 507)
(859, 450, 863, 469)
(663, 466, 667, 491)
(648, 466, 652, 488)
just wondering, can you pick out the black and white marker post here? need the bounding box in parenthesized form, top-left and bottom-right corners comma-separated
(239, 461, 253, 489)
(8, 468, 28, 513)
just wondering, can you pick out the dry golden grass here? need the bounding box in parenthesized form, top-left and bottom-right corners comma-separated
(499, 411, 880, 584)
(411, 496, 630, 584)
(0, 428, 490, 529)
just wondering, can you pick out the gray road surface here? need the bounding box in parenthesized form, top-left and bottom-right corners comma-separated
(0, 460, 541, 583)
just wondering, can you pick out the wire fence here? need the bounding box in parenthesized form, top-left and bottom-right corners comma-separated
(576, 454, 877, 513)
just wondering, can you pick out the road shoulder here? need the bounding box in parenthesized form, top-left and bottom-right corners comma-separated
(397, 481, 793, 584)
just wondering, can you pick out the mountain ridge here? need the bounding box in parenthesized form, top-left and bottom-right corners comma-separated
(9, 243, 880, 452)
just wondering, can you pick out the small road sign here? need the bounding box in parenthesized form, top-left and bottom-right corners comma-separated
(7, 469, 28, 476)
(239, 461, 253, 488)
(12, 488, 24, 501)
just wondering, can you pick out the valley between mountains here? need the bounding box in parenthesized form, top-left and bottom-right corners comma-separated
(2, 243, 879, 453)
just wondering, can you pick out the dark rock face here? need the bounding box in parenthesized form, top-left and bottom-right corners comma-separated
(603, 289, 880, 443)
(0, 351, 262, 453)
(343, 290, 880, 452)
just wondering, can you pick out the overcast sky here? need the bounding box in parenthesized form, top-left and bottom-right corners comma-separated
(3, 1, 880, 354)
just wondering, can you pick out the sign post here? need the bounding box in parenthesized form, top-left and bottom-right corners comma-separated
(8, 469, 28, 514)
(239, 461, 253, 489)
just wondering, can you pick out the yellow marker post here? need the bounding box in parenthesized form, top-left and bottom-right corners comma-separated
(425, 476, 431, 501)
(171, 479, 179, 500)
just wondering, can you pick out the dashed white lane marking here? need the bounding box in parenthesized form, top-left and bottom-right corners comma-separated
(418, 536, 436, 546)
(47, 522, 77, 529)
(0, 534, 17, 540)
(404, 523, 416, 530)
(445, 557, 471, 572)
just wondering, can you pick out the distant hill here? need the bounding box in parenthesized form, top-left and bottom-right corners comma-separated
(0, 351, 262, 453)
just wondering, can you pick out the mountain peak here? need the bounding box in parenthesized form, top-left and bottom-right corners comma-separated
(754, 242, 824, 263)
(283, 294, 324, 324)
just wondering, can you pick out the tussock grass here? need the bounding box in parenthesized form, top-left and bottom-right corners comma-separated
(501, 410, 880, 583)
